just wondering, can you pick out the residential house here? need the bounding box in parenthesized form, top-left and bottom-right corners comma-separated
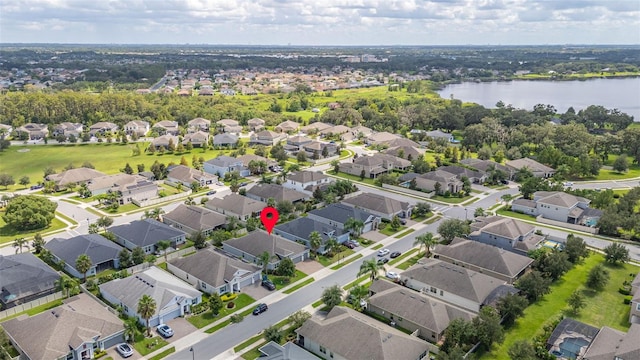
(432, 238, 533, 284)
(87, 173, 158, 205)
(385, 137, 421, 148)
(341, 192, 413, 220)
(1, 294, 124, 360)
(468, 216, 546, 254)
(250, 130, 286, 146)
(205, 193, 267, 221)
(245, 183, 309, 204)
(198, 87, 214, 96)
(274, 217, 350, 254)
(411, 170, 464, 194)
(212, 133, 239, 147)
(182, 131, 209, 148)
(307, 203, 380, 233)
(124, 120, 150, 136)
(152, 120, 180, 136)
(506, 157, 555, 178)
(339, 153, 411, 179)
(583, 323, 640, 360)
(275, 120, 300, 133)
(511, 191, 603, 227)
(237, 154, 278, 170)
(301, 141, 338, 158)
(401, 258, 515, 313)
(109, 219, 187, 254)
(150, 134, 180, 150)
(16, 123, 49, 140)
(286, 135, 314, 150)
(460, 158, 511, 176)
(425, 130, 454, 142)
(216, 119, 243, 134)
(163, 204, 227, 237)
(319, 125, 350, 138)
(296, 306, 430, 360)
(365, 131, 401, 145)
(283, 170, 334, 195)
(46, 167, 106, 190)
(45, 234, 123, 279)
(222, 230, 309, 270)
(367, 280, 476, 343)
(437, 165, 487, 184)
(0, 124, 12, 139)
(167, 249, 261, 295)
(203, 155, 250, 177)
(88, 121, 118, 136)
(0, 253, 60, 308)
(166, 164, 217, 188)
(99, 267, 202, 327)
(300, 122, 333, 135)
(257, 342, 317, 360)
(351, 125, 373, 139)
(52, 122, 83, 137)
(247, 118, 265, 132)
(187, 117, 211, 132)
(629, 271, 640, 324)
(384, 145, 424, 160)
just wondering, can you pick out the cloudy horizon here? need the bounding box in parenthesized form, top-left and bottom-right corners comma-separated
(1, 0, 639, 46)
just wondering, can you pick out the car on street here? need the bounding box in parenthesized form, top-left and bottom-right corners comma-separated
(377, 248, 390, 257)
(157, 324, 174, 338)
(116, 343, 134, 358)
(563, 181, 574, 187)
(390, 251, 401, 258)
(262, 280, 276, 291)
(377, 257, 389, 265)
(385, 271, 400, 280)
(30, 184, 44, 190)
(253, 303, 268, 315)
(207, 190, 217, 195)
(216, 181, 224, 186)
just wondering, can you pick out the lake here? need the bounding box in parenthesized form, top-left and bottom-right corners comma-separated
(437, 77, 640, 121)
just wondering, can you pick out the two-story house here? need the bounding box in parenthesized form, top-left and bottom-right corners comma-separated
(250, 130, 286, 146)
(187, 117, 211, 133)
(16, 123, 49, 140)
(216, 119, 242, 134)
(89, 121, 118, 136)
(283, 171, 334, 195)
(124, 120, 150, 137)
(87, 173, 158, 205)
(411, 170, 464, 194)
(247, 118, 265, 132)
(468, 216, 546, 254)
(274, 217, 350, 254)
(152, 120, 180, 136)
(511, 191, 603, 227)
(52, 122, 83, 137)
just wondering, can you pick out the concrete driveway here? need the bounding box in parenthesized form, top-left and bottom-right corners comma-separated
(163, 317, 198, 344)
(295, 259, 323, 275)
(106, 343, 142, 360)
(361, 231, 387, 242)
(241, 282, 272, 300)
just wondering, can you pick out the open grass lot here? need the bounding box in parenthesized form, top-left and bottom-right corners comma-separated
(482, 254, 637, 360)
(590, 164, 640, 181)
(0, 143, 233, 191)
(187, 293, 255, 329)
(0, 214, 66, 245)
(332, 171, 378, 186)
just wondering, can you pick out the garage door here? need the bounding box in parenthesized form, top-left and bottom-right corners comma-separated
(154, 307, 182, 327)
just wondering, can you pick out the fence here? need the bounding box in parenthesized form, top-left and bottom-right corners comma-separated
(128, 246, 197, 274)
(536, 216, 599, 234)
(132, 189, 192, 207)
(381, 183, 434, 199)
(0, 291, 64, 320)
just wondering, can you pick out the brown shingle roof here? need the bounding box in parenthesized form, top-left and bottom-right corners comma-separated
(163, 204, 226, 231)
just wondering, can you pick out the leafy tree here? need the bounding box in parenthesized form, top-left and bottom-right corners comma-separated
(508, 340, 537, 360)
(31, 233, 45, 253)
(276, 200, 294, 215)
(567, 290, 586, 315)
(437, 346, 466, 360)
(324, 236, 340, 256)
(209, 293, 223, 315)
(474, 207, 485, 217)
(137, 294, 157, 337)
(118, 249, 133, 268)
(123, 319, 138, 344)
(472, 306, 504, 350)
(321, 284, 343, 310)
(13, 237, 28, 253)
(122, 163, 133, 175)
(276, 257, 296, 278)
(288, 310, 311, 328)
(604, 243, 630, 264)
(564, 234, 588, 264)
(586, 264, 609, 291)
(264, 325, 283, 343)
(96, 216, 113, 232)
(88, 223, 100, 234)
(437, 218, 470, 244)
(0, 173, 15, 189)
(296, 151, 307, 163)
(413, 202, 431, 217)
(55, 276, 72, 298)
(497, 293, 528, 325)
(434, 181, 442, 195)
(390, 215, 401, 231)
(440, 318, 475, 353)
(75, 254, 93, 283)
(131, 247, 146, 265)
(19, 175, 30, 188)
(535, 250, 572, 281)
(358, 258, 384, 281)
(192, 231, 208, 249)
(515, 270, 551, 302)
(612, 155, 629, 173)
(414, 232, 438, 257)
(331, 159, 340, 174)
(2, 195, 57, 230)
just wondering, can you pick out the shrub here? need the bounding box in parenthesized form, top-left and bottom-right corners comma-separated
(624, 297, 632, 305)
(226, 301, 235, 309)
(619, 287, 631, 296)
(221, 293, 238, 302)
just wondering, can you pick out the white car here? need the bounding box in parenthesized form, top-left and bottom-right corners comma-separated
(385, 271, 400, 280)
(377, 248, 390, 257)
(116, 343, 134, 358)
(563, 181, 574, 187)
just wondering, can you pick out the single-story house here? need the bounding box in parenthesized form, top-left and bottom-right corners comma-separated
(468, 216, 546, 254)
(384, 145, 424, 160)
(341, 192, 412, 221)
(205, 193, 267, 221)
(460, 158, 511, 176)
(340, 153, 411, 179)
(109, 219, 187, 254)
(425, 130, 454, 142)
(546, 318, 599, 360)
(365, 131, 401, 145)
(16, 123, 49, 140)
(629, 271, 640, 324)
(247, 118, 265, 132)
(274, 217, 350, 254)
(307, 203, 380, 234)
(166, 164, 217, 188)
(506, 157, 555, 178)
(216, 119, 243, 134)
(257, 341, 317, 360)
(274, 120, 300, 133)
(87, 173, 158, 205)
(182, 131, 209, 147)
(237, 154, 278, 170)
(437, 165, 487, 184)
(150, 134, 180, 150)
(187, 117, 211, 132)
(99, 267, 202, 327)
(203, 155, 250, 177)
(300, 122, 333, 135)
(410, 170, 464, 194)
(0, 253, 60, 308)
(286, 135, 314, 150)
(222, 230, 309, 271)
(245, 183, 309, 204)
(212, 133, 239, 147)
(163, 204, 227, 236)
(582, 323, 640, 360)
(45, 234, 123, 278)
(52, 122, 83, 137)
(250, 130, 286, 146)
(46, 167, 106, 190)
(1, 294, 124, 360)
(167, 249, 261, 295)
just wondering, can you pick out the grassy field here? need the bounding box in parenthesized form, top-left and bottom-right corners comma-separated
(0, 214, 67, 245)
(0, 143, 234, 191)
(483, 254, 637, 359)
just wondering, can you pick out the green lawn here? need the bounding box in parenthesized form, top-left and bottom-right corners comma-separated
(317, 249, 355, 267)
(394, 228, 415, 238)
(396, 253, 425, 270)
(496, 208, 538, 222)
(371, 244, 383, 250)
(483, 254, 637, 359)
(379, 224, 406, 236)
(330, 254, 363, 270)
(424, 215, 442, 224)
(388, 248, 419, 266)
(268, 270, 307, 290)
(331, 172, 378, 186)
(0, 214, 67, 245)
(283, 277, 315, 294)
(133, 335, 169, 356)
(148, 347, 176, 360)
(187, 293, 255, 329)
(0, 298, 64, 321)
(204, 319, 230, 334)
(590, 164, 640, 181)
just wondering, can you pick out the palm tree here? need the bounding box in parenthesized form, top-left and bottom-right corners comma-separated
(325, 237, 339, 257)
(31, 233, 45, 254)
(348, 285, 369, 310)
(258, 251, 272, 274)
(13, 237, 28, 254)
(75, 254, 93, 283)
(414, 233, 438, 257)
(358, 258, 383, 281)
(279, 168, 289, 182)
(344, 218, 365, 237)
(137, 294, 157, 337)
(55, 276, 71, 298)
(321, 284, 343, 310)
(156, 240, 171, 263)
(123, 319, 138, 343)
(151, 207, 165, 221)
(309, 231, 322, 258)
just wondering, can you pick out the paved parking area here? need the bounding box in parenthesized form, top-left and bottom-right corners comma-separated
(164, 317, 198, 343)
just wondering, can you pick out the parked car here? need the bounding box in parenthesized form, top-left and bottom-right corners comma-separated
(30, 184, 44, 190)
(563, 181, 574, 187)
(157, 324, 174, 338)
(240, 182, 248, 187)
(501, 179, 510, 185)
(207, 190, 217, 195)
(262, 280, 276, 291)
(253, 303, 268, 315)
(344, 242, 356, 249)
(400, 219, 407, 225)
(377, 248, 390, 257)
(385, 271, 400, 280)
(377, 257, 389, 265)
(390, 251, 401, 258)
(116, 343, 134, 358)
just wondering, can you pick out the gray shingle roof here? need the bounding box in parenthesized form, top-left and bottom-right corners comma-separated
(45, 234, 123, 268)
(109, 219, 186, 247)
(512, 198, 536, 209)
(342, 193, 410, 215)
(205, 193, 267, 217)
(286, 171, 329, 184)
(296, 306, 430, 360)
(275, 217, 348, 243)
(205, 155, 242, 167)
(308, 203, 375, 224)
(471, 216, 535, 241)
(46, 167, 106, 186)
(506, 157, 555, 173)
(168, 249, 260, 288)
(0, 253, 59, 305)
(163, 204, 227, 231)
(246, 184, 308, 203)
(534, 191, 589, 208)
(213, 133, 238, 145)
(224, 230, 306, 258)
(1, 294, 123, 360)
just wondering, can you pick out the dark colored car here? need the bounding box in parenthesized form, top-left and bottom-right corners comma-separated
(377, 258, 389, 265)
(344, 242, 356, 249)
(207, 190, 217, 195)
(30, 184, 44, 190)
(240, 182, 248, 187)
(400, 219, 407, 225)
(501, 179, 509, 185)
(262, 280, 276, 291)
(253, 303, 268, 315)
(390, 251, 401, 258)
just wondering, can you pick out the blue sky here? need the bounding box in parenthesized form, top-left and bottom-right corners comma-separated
(1, 0, 639, 45)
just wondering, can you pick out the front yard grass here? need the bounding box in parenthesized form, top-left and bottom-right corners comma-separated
(187, 293, 255, 329)
(133, 334, 169, 356)
(268, 270, 307, 290)
(483, 254, 637, 359)
(379, 224, 406, 236)
(331, 172, 378, 186)
(330, 254, 363, 270)
(394, 228, 415, 238)
(431, 194, 473, 204)
(388, 248, 419, 266)
(317, 249, 355, 267)
(283, 277, 315, 294)
(396, 253, 425, 270)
